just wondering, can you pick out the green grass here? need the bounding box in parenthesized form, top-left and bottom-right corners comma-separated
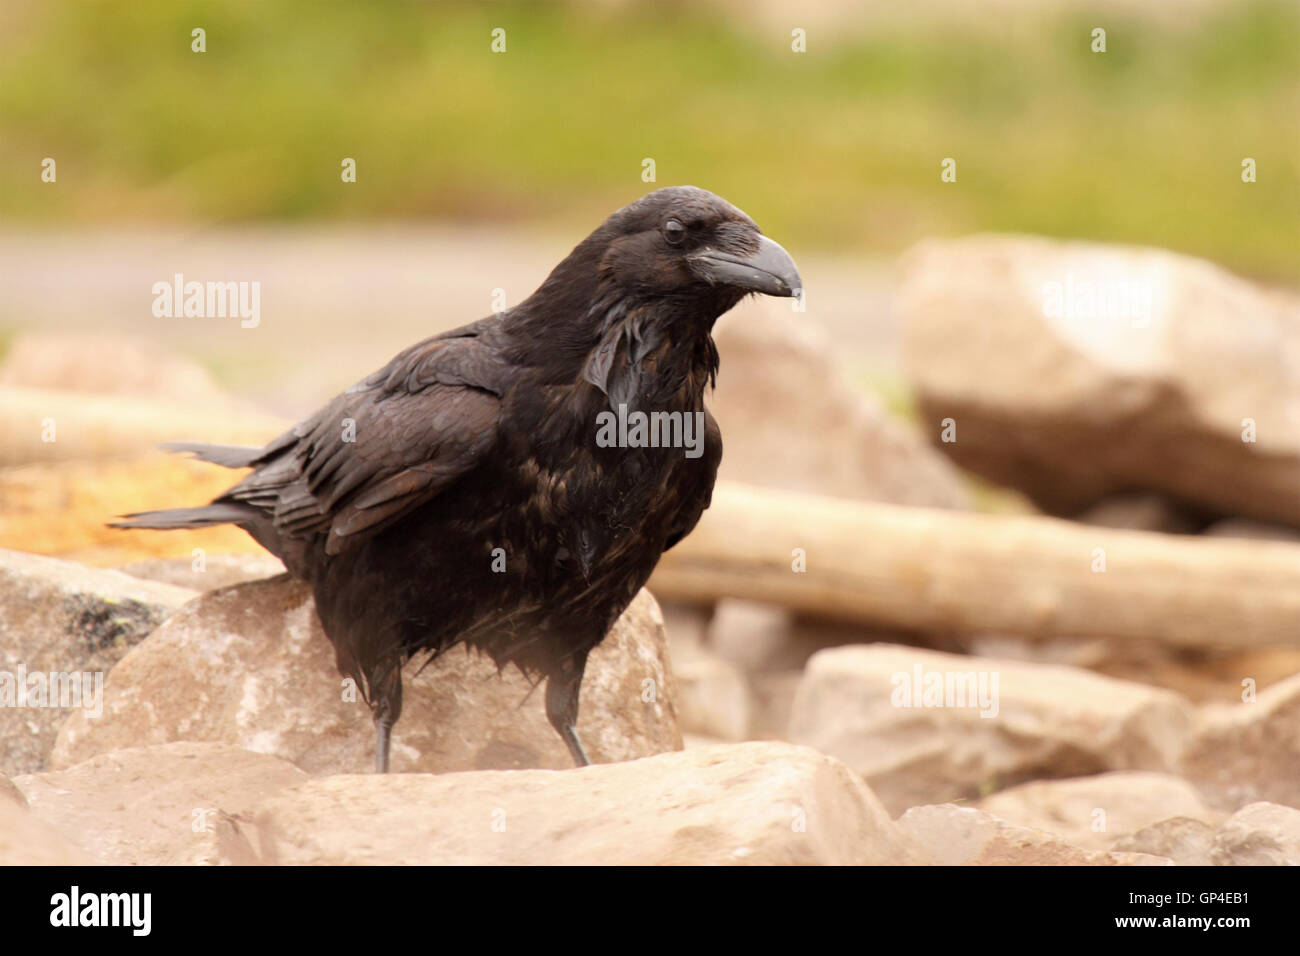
(0, 0, 1296, 279)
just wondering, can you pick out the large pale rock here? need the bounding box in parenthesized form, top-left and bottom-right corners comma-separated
(976, 771, 1223, 850)
(53, 575, 682, 774)
(119, 552, 287, 592)
(0, 772, 24, 806)
(898, 804, 1172, 866)
(0, 548, 196, 775)
(244, 743, 925, 865)
(1180, 671, 1300, 811)
(1210, 802, 1300, 866)
(712, 303, 970, 509)
(0, 798, 95, 865)
(899, 236, 1300, 526)
(789, 645, 1193, 814)
(15, 742, 304, 865)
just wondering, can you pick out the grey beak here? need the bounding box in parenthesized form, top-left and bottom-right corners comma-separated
(687, 235, 802, 298)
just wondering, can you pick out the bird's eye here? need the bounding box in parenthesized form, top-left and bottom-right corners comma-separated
(662, 219, 686, 245)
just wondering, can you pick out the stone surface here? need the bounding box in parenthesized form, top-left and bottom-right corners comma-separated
(0, 797, 95, 865)
(673, 655, 752, 741)
(0, 548, 196, 776)
(53, 575, 682, 774)
(243, 743, 926, 865)
(897, 804, 1172, 866)
(789, 644, 1193, 814)
(1113, 817, 1217, 866)
(711, 304, 970, 509)
(15, 742, 305, 865)
(1210, 802, 1300, 866)
(119, 552, 287, 591)
(1180, 670, 1300, 811)
(975, 771, 1223, 850)
(899, 236, 1300, 526)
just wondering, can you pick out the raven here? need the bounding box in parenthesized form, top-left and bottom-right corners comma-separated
(114, 186, 801, 770)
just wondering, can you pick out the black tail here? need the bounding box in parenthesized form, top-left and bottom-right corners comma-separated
(159, 441, 266, 468)
(110, 502, 259, 531)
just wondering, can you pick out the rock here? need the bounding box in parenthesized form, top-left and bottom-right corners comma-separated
(0, 333, 234, 407)
(1210, 802, 1300, 866)
(749, 670, 805, 739)
(1181, 670, 1300, 811)
(976, 771, 1223, 850)
(788, 644, 1193, 814)
(707, 597, 916, 674)
(897, 804, 1172, 866)
(119, 553, 287, 591)
(1074, 493, 1199, 534)
(711, 303, 970, 509)
(1202, 518, 1300, 543)
(0, 798, 95, 865)
(0, 773, 24, 806)
(243, 743, 925, 865)
(899, 236, 1300, 527)
(15, 742, 304, 865)
(673, 655, 751, 741)
(0, 548, 196, 776)
(53, 575, 682, 774)
(1114, 817, 1217, 866)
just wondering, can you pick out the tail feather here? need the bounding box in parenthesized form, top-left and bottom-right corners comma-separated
(159, 441, 265, 468)
(110, 503, 258, 531)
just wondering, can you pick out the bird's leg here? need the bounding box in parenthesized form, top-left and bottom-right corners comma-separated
(374, 715, 393, 774)
(370, 663, 403, 774)
(545, 648, 591, 767)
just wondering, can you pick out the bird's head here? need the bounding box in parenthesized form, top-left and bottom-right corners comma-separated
(594, 185, 802, 307)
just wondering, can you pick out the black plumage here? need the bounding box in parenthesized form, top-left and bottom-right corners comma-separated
(114, 186, 801, 769)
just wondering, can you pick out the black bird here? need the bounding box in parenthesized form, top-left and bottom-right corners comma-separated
(113, 186, 801, 771)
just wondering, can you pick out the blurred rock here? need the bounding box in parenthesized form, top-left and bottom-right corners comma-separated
(1210, 802, 1300, 866)
(119, 552, 287, 591)
(749, 670, 804, 739)
(1180, 671, 1300, 811)
(53, 575, 682, 774)
(897, 804, 1172, 866)
(0, 797, 95, 865)
(900, 236, 1300, 527)
(712, 304, 970, 508)
(975, 771, 1223, 850)
(0, 333, 233, 406)
(244, 743, 925, 865)
(673, 655, 751, 741)
(1075, 493, 1199, 534)
(15, 742, 304, 865)
(1202, 518, 1300, 543)
(789, 644, 1193, 814)
(708, 598, 920, 673)
(0, 772, 23, 806)
(1114, 817, 1216, 866)
(0, 548, 196, 776)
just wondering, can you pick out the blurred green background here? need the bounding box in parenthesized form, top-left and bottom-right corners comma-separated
(1, 0, 1296, 281)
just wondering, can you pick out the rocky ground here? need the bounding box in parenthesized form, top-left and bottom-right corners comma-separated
(1, 234, 1297, 865)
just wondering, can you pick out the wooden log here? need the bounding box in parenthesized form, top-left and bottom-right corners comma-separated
(649, 482, 1300, 648)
